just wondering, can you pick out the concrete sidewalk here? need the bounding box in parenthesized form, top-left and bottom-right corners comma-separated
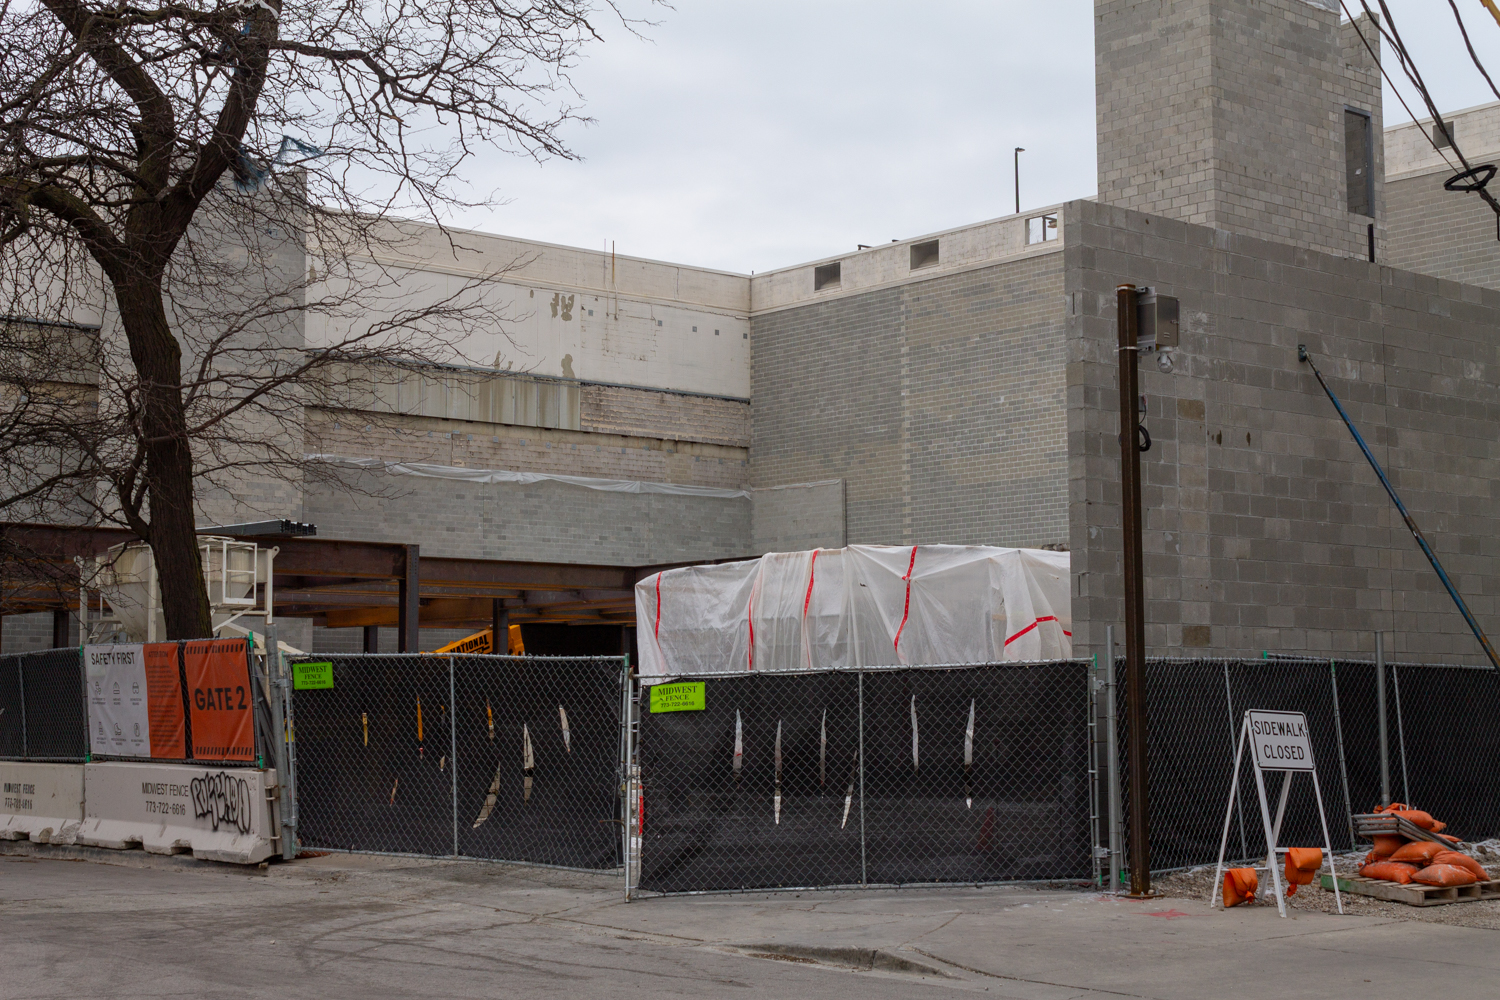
(3, 846, 1497, 999)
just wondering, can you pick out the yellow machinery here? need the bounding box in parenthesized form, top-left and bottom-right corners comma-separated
(433, 625, 525, 655)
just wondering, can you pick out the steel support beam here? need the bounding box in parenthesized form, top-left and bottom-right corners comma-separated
(398, 544, 420, 653)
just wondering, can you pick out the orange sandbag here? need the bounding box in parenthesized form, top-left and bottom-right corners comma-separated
(1411, 864, 1477, 887)
(1393, 809, 1444, 831)
(1282, 847, 1323, 896)
(1223, 867, 1258, 907)
(1371, 834, 1404, 858)
(1376, 803, 1447, 832)
(1389, 840, 1445, 864)
(1363, 850, 1382, 865)
(1434, 851, 1489, 881)
(1438, 833, 1461, 845)
(1360, 861, 1418, 884)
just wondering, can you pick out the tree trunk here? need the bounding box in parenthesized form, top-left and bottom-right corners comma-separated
(115, 278, 213, 639)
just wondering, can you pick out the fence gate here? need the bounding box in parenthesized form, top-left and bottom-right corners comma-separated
(630, 661, 1094, 895)
(290, 654, 628, 870)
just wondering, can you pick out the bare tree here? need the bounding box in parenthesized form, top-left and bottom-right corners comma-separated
(0, 0, 633, 637)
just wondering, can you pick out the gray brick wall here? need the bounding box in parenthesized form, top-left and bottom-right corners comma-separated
(306, 409, 748, 490)
(303, 468, 750, 565)
(751, 480, 846, 553)
(1385, 168, 1500, 290)
(581, 383, 749, 447)
(1066, 198, 1500, 664)
(750, 252, 1070, 549)
(1096, 0, 1383, 260)
(0, 611, 75, 654)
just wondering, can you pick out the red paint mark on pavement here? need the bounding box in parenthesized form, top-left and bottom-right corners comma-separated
(1138, 909, 1193, 919)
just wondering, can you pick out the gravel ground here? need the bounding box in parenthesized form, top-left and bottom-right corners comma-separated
(1150, 840, 1500, 930)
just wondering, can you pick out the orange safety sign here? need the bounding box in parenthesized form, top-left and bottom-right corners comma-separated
(142, 643, 186, 759)
(183, 638, 255, 761)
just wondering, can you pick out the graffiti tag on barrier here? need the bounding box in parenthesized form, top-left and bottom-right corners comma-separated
(189, 771, 254, 834)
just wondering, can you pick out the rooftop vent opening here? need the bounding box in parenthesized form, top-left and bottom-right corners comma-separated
(814, 262, 842, 291)
(1433, 117, 1455, 149)
(1026, 215, 1058, 245)
(910, 239, 940, 270)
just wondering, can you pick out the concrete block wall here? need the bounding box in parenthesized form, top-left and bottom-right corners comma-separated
(306, 410, 749, 492)
(751, 480, 846, 554)
(750, 209, 1065, 313)
(581, 383, 749, 447)
(1096, 0, 1381, 260)
(303, 469, 750, 566)
(1065, 198, 1500, 663)
(1385, 100, 1500, 179)
(1385, 101, 1500, 290)
(308, 220, 751, 398)
(751, 250, 1070, 549)
(0, 612, 76, 654)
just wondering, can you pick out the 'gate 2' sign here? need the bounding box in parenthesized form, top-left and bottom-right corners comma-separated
(1248, 710, 1314, 771)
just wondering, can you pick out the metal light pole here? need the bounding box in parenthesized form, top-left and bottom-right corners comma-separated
(1014, 147, 1025, 215)
(1117, 283, 1151, 897)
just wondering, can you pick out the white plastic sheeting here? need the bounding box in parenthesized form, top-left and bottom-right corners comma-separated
(307, 454, 755, 499)
(636, 545, 1071, 681)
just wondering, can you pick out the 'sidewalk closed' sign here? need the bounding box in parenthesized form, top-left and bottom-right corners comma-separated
(1247, 710, 1314, 771)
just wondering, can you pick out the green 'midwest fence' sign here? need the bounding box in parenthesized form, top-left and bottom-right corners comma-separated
(294, 661, 334, 690)
(650, 681, 705, 713)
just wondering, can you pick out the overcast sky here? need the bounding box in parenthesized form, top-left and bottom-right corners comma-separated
(448, 0, 1500, 275)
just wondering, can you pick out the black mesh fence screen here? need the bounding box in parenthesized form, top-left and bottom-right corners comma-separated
(1388, 663, 1500, 843)
(1115, 657, 1500, 875)
(0, 655, 21, 758)
(0, 647, 85, 762)
(291, 654, 626, 870)
(453, 655, 626, 869)
(635, 662, 1093, 894)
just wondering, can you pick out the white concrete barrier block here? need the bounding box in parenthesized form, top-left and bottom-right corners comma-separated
(78, 762, 278, 865)
(1, 762, 85, 845)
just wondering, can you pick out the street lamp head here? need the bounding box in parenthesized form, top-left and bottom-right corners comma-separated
(1015, 147, 1025, 153)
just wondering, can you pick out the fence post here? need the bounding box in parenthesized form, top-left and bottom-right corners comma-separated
(1375, 633, 1389, 806)
(1221, 660, 1247, 859)
(1328, 660, 1357, 848)
(858, 667, 867, 887)
(1088, 653, 1102, 889)
(265, 624, 297, 862)
(450, 654, 458, 859)
(1105, 627, 1123, 892)
(281, 633, 298, 856)
(1392, 664, 1411, 806)
(77, 643, 90, 762)
(18, 654, 27, 759)
(619, 658, 632, 898)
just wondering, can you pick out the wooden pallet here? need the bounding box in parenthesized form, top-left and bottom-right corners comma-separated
(1320, 873, 1500, 907)
(1351, 813, 1452, 845)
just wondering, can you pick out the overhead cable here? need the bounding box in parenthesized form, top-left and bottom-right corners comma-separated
(1339, 2, 1458, 171)
(1352, 1, 1500, 233)
(1445, 0, 1500, 105)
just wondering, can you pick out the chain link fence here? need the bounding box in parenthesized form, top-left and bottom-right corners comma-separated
(290, 654, 628, 870)
(1112, 656, 1500, 876)
(0, 647, 86, 761)
(632, 661, 1094, 895)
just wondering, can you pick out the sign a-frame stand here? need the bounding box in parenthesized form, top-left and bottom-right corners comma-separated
(1211, 710, 1343, 917)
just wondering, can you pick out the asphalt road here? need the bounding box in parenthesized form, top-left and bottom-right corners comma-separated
(5, 847, 1500, 1000)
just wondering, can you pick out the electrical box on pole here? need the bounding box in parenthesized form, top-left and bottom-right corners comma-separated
(1137, 289, 1179, 350)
